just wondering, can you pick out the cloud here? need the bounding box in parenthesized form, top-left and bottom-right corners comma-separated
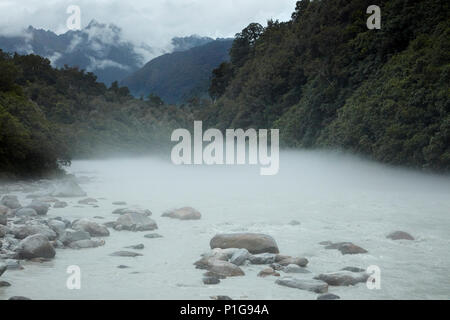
(0, 0, 296, 53)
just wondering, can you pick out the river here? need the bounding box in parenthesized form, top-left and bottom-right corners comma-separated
(1, 151, 449, 299)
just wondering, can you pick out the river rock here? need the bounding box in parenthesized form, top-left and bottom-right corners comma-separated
(248, 253, 277, 264)
(210, 233, 279, 254)
(144, 233, 163, 239)
(53, 201, 68, 208)
(47, 219, 66, 236)
(112, 201, 127, 205)
(387, 231, 414, 240)
(110, 251, 143, 257)
(207, 259, 245, 277)
(325, 242, 368, 255)
(26, 200, 50, 215)
(72, 219, 110, 237)
(162, 207, 201, 220)
(114, 212, 158, 232)
(15, 208, 38, 218)
(276, 255, 309, 267)
(68, 239, 105, 249)
(203, 276, 220, 285)
(18, 234, 56, 259)
(112, 208, 152, 216)
(126, 244, 144, 250)
(59, 229, 91, 245)
(51, 180, 86, 197)
(1, 195, 21, 209)
(13, 224, 57, 241)
(78, 198, 98, 205)
(229, 248, 250, 266)
(314, 271, 370, 286)
(317, 293, 340, 300)
(283, 264, 311, 274)
(258, 267, 280, 277)
(276, 277, 328, 293)
(0, 281, 11, 287)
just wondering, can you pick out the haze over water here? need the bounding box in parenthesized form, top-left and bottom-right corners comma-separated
(2, 150, 450, 299)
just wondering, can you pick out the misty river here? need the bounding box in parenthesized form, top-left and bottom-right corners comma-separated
(1, 151, 450, 299)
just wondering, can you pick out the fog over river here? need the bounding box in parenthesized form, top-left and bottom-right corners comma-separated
(1, 151, 449, 299)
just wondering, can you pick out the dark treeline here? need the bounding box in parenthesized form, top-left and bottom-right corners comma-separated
(200, 0, 449, 171)
(0, 51, 192, 178)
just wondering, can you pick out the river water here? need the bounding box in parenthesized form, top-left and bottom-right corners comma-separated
(1, 151, 449, 299)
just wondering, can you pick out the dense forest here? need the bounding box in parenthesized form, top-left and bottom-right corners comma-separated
(0, 51, 192, 178)
(202, 0, 449, 170)
(0, 0, 449, 178)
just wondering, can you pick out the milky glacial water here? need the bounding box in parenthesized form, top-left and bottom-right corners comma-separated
(1, 151, 450, 300)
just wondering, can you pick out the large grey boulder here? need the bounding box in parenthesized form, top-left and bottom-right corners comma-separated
(114, 212, 158, 231)
(26, 200, 50, 215)
(276, 277, 328, 293)
(162, 207, 201, 220)
(18, 234, 56, 259)
(72, 219, 110, 237)
(15, 208, 38, 218)
(210, 233, 279, 254)
(1, 195, 21, 209)
(47, 219, 66, 236)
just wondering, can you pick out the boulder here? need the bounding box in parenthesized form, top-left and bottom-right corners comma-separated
(13, 225, 57, 241)
(1, 195, 21, 209)
(112, 208, 152, 216)
(15, 208, 38, 218)
(162, 207, 201, 220)
(47, 220, 66, 236)
(207, 260, 245, 277)
(53, 201, 68, 209)
(387, 231, 414, 240)
(325, 242, 368, 255)
(68, 239, 105, 249)
(317, 293, 340, 300)
(114, 212, 157, 232)
(283, 264, 311, 274)
(229, 248, 250, 266)
(276, 277, 328, 294)
(0, 281, 11, 287)
(59, 229, 91, 245)
(18, 234, 56, 259)
(314, 271, 369, 286)
(78, 198, 98, 205)
(248, 253, 277, 265)
(203, 276, 220, 285)
(257, 267, 280, 277)
(276, 255, 309, 267)
(210, 233, 279, 254)
(72, 219, 110, 237)
(26, 200, 50, 215)
(51, 180, 86, 197)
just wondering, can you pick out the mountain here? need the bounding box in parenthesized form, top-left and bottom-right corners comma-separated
(171, 35, 214, 52)
(121, 38, 233, 104)
(0, 20, 155, 86)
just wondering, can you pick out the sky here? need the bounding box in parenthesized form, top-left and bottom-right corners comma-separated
(0, 0, 297, 50)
